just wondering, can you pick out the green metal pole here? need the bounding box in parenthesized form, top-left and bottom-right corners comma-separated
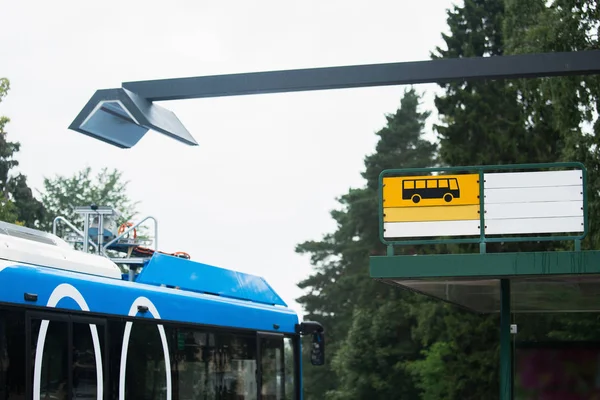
(500, 279, 512, 400)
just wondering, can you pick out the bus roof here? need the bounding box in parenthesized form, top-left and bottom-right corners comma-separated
(0, 260, 298, 333)
(0, 223, 298, 333)
(136, 252, 287, 307)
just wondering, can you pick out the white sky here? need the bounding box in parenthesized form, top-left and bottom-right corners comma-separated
(0, 0, 456, 317)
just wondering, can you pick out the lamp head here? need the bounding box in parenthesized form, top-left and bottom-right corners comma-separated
(69, 88, 197, 148)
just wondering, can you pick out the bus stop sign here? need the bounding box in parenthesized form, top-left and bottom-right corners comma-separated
(383, 173, 480, 239)
(380, 163, 586, 243)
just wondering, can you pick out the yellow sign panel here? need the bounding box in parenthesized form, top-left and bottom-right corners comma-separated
(384, 205, 479, 222)
(383, 173, 480, 208)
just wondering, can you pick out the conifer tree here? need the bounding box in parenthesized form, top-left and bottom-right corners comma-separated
(297, 88, 437, 399)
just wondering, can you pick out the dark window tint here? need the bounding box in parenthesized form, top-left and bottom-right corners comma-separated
(2, 306, 297, 400)
(170, 328, 258, 400)
(28, 314, 106, 400)
(260, 335, 284, 400)
(214, 332, 257, 399)
(30, 319, 70, 400)
(125, 322, 168, 400)
(170, 328, 209, 399)
(283, 338, 294, 400)
(72, 321, 104, 399)
(107, 320, 125, 400)
(0, 309, 26, 400)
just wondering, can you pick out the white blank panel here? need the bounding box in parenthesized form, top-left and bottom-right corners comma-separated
(384, 220, 480, 238)
(485, 186, 583, 204)
(485, 201, 583, 220)
(484, 170, 582, 189)
(485, 216, 584, 235)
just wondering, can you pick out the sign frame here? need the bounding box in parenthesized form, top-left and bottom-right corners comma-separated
(378, 162, 588, 247)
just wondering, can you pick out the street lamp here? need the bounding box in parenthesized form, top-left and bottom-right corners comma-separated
(69, 88, 198, 148)
(68, 50, 600, 149)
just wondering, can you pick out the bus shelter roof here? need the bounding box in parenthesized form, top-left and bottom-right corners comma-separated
(370, 251, 600, 313)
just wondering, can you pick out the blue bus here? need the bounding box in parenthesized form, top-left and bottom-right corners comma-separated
(0, 220, 324, 400)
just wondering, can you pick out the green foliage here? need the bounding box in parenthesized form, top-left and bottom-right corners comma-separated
(407, 341, 453, 400)
(39, 166, 140, 232)
(504, 0, 600, 250)
(0, 77, 46, 227)
(433, 0, 562, 169)
(297, 2, 600, 400)
(0, 193, 18, 223)
(362, 89, 438, 189)
(501, 0, 600, 361)
(407, 1, 577, 398)
(409, 304, 501, 400)
(296, 88, 437, 399)
(330, 290, 422, 400)
(408, 1, 600, 399)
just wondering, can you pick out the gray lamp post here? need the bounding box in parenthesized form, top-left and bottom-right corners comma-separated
(69, 50, 600, 148)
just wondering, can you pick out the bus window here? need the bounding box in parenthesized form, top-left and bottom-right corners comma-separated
(402, 180, 415, 189)
(450, 179, 459, 190)
(283, 338, 294, 400)
(125, 322, 168, 400)
(108, 321, 125, 400)
(416, 180, 426, 189)
(426, 180, 437, 188)
(169, 329, 208, 400)
(0, 309, 26, 400)
(214, 333, 258, 400)
(169, 328, 258, 400)
(31, 319, 69, 400)
(0, 313, 7, 400)
(28, 314, 105, 400)
(72, 321, 103, 399)
(260, 334, 284, 400)
(439, 179, 449, 188)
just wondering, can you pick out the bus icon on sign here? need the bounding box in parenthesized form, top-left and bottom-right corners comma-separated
(402, 177, 460, 204)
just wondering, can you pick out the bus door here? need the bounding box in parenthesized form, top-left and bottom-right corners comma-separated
(26, 312, 108, 400)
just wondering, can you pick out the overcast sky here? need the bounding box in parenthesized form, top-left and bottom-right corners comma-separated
(1, 0, 456, 317)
